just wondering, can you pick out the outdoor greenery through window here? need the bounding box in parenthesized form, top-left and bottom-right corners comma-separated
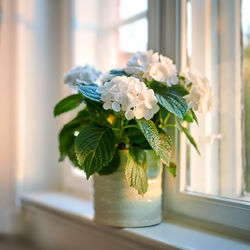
(242, 0, 250, 194)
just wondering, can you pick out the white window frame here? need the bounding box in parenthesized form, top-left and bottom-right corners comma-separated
(162, 0, 250, 233)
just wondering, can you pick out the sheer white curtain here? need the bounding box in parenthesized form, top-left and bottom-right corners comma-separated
(0, 0, 67, 233)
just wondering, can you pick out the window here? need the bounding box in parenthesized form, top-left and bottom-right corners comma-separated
(164, 0, 250, 232)
(8, 0, 249, 237)
(61, 0, 148, 195)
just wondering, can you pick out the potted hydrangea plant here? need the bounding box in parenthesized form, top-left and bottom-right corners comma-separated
(54, 50, 213, 227)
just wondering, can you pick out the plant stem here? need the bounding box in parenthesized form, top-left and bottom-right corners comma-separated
(112, 128, 121, 132)
(120, 117, 124, 138)
(164, 113, 171, 126)
(166, 124, 176, 127)
(122, 124, 140, 130)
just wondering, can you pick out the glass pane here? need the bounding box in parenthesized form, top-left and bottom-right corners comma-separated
(116, 18, 148, 67)
(119, 18, 148, 53)
(119, 0, 147, 19)
(242, 0, 250, 193)
(183, 1, 247, 201)
(185, 1, 220, 196)
(72, 0, 148, 71)
(72, 0, 98, 66)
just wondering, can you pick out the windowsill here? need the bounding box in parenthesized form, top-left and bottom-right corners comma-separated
(21, 191, 250, 250)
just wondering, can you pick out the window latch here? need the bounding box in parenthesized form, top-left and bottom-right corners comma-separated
(205, 133, 223, 145)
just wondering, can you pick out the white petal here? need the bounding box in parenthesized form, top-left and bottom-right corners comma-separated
(134, 104, 146, 119)
(112, 102, 121, 112)
(103, 101, 112, 110)
(183, 72, 213, 114)
(144, 110, 154, 120)
(125, 109, 134, 120)
(96, 86, 106, 93)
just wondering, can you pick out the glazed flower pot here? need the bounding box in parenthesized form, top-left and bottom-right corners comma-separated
(93, 149, 162, 227)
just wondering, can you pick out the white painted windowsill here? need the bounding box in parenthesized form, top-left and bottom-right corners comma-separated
(21, 192, 250, 250)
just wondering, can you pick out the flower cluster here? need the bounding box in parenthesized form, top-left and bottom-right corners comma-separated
(125, 50, 178, 86)
(97, 76, 159, 120)
(64, 64, 101, 89)
(63, 51, 214, 120)
(181, 71, 214, 114)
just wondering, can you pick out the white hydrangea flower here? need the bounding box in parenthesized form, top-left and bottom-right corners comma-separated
(125, 50, 159, 76)
(96, 72, 116, 86)
(179, 71, 198, 85)
(125, 50, 178, 86)
(143, 55, 178, 86)
(97, 76, 159, 120)
(182, 72, 214, 114)
(64, 64, 101, 89)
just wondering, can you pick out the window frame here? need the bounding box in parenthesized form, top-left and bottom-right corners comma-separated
(162, 0, 250, 233)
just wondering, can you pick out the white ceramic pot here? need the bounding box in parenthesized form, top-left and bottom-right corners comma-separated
(94, 149, 162, 227)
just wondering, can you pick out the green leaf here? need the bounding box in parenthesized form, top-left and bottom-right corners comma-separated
(125, 146, 148, 195)
(124, 126, 151, 149)
(158, 134, 173, 166)
(77, 84, 101, 102)
(151, 82, 188, 119)
(59, 125, 75, 162)
(67, 145, 81, 167)
(190, 109, 198, 125)
(110, 69, 127, 76)
(181, 126, 200, 154)
(74, 124, 115, 178)
(167, 162, 177, 177)
(156, 91, 188, 119)
(98, 148, 120, 175)
(169, 84, 189, 96)
(86, 99, 114, 127)
(183, 110, 194, 123)
(62, 110, 90, 129)
(138, 119, 161, 153)
(54, 94, 83, 116)
(58, 110, 90, 163)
